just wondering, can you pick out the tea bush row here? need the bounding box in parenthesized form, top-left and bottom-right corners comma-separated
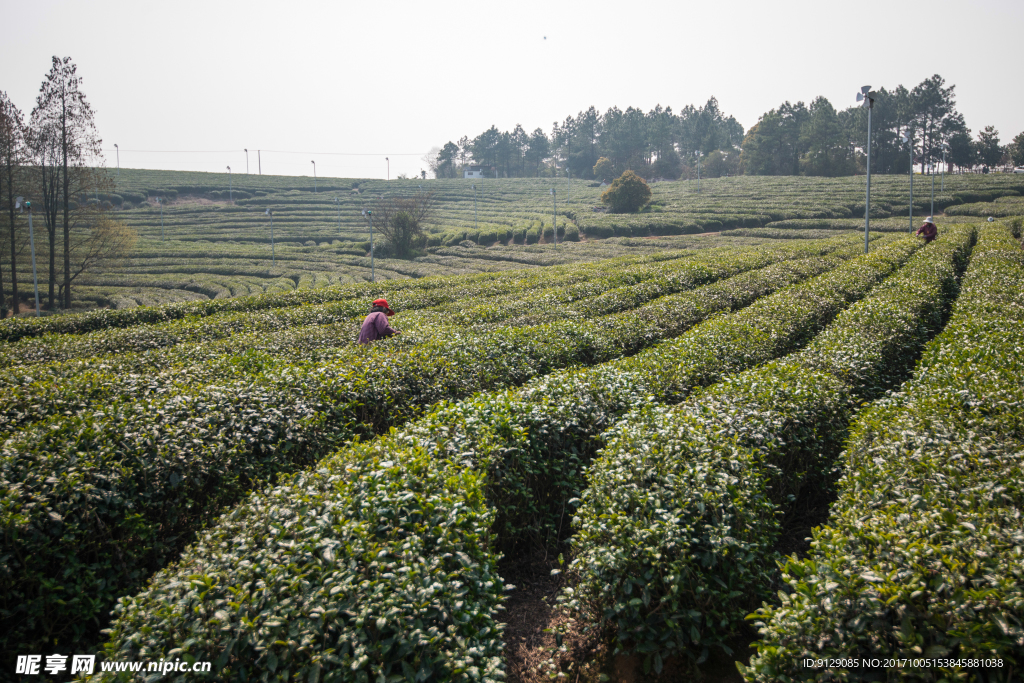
(91, 238, 919, 679)
(560, 226, 974, 676)
(742, 224, 1024, 681)
(0, 247, 708, 368)
(0, 245, 849, 658)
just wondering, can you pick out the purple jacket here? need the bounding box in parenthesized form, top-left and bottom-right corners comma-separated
(359, 311, 397, 344)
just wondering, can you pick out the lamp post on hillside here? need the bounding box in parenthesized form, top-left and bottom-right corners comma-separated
(311, 161, 317, 193)
(245, 149, 249, 174)
(14, 197, 40, 316)
(265, 208, 275, 264)
(857, 85, 874, 254)
(258, 150, 262, 175)
(362, 209, 375, 282)
(550, 187, 558, 248)
(227, 166, 233, 203)
(930, 162, 935, 218)
(334, 196, 342, 237)
(901, 132, 914, 233)
(941, 141, 949, 192)
(114, 143, 119, 179)
(386, 157, 390, 182)
(157, 196, 165, 241)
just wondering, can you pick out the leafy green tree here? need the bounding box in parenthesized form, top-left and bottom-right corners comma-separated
(433, 141, 460, 178)
(1011, 131, 1024, 167)
(593, 156, 614, 182)
(946, 129, 975, 172)
(702, 149, 739, 178)
(600, 170, 651, 213)
(975, 125, 1002, 168)
(799, 97, 855, 177)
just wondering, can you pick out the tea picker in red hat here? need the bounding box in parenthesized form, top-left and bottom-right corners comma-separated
(358, 298, 401, 344)
(915, 216, 938, 243)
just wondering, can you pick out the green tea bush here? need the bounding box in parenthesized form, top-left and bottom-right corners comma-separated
(560, 227, 973, 673)
(94, 239, 914, 678)
(2, 243, 853, 657)
(742, 224, 1024, 682)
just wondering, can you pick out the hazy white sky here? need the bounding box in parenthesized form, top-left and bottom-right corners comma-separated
(2, 0, 1021, 180)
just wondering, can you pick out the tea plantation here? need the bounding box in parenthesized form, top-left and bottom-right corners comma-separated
(12, 168, 1022, 313)
(0, 173, 1022, 682)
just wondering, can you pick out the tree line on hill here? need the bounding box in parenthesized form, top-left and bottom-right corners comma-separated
(427, 74, 1024, 181)
(0, 57, 134, 319)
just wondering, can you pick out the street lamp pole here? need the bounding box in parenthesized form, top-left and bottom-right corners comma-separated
(114, 143, 119, 179)
(227, 166, 232, 203)
(386, 157, 389, 182)
(15, 198, 40, 316)
(265, 208, 275, 264)
(311, 161, 317, 193)
(258, 150, 262, 175)
(363, 209, 374, 282)
(941, 142, 948, 192)
(857, 86, 874, 253)
(550, 187, 557, 247)
(245, 149, 249, 174)
(930, 163, 935, 218)
(902, 132, 914, 233)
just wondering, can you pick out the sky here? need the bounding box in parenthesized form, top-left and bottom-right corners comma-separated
(2, 0, 1021, 180)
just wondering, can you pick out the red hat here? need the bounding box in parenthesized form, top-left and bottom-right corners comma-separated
(373, 298, 395, 316)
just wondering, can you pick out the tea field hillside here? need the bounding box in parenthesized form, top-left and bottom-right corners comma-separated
(12, 168, 1022, 312)
(1, 215, 1022, 682)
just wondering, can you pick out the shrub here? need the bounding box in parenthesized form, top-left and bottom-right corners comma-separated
(601, 170, 652, 213)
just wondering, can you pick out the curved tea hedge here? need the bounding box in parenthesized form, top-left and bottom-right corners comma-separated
(0, 247, 701, 346)
(91, 237, 919, 680)
(0, 241, 860, 660)
(742, 224, 1024, 682)
(0, 248, 705, 366)
(558, 225, 975, 675)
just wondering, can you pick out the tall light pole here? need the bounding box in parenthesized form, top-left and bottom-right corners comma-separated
(244, 149, 249, 174)
(385, 157, 389, 181)
(902, 132, 914, 233)
(472, 183, 477, 232)
(930, 161, 935, 218)
(157, 196, 165, 241)
(311, 160, 317, 193)
(550, 187, 557, 247)
(227, 166, 232, 203)
(258, 150, 262, 175)
(15, 198, 40, 316)
(114, 143, 119, 179)
(265, 208, 275, 264)
(941, 141, 949, 192)
(857, 85, 874, 254)
(362, 209, 374, 282)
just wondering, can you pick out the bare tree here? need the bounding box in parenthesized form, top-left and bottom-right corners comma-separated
(31, 56, 103, 309)
(57, 213, 136, 303)
(370, 192, 434, 259)
(0, 91, 26, 316)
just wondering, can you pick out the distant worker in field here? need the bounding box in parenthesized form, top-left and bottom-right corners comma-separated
(915, 216, 938, 243)
(359, 298, 400, 344)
